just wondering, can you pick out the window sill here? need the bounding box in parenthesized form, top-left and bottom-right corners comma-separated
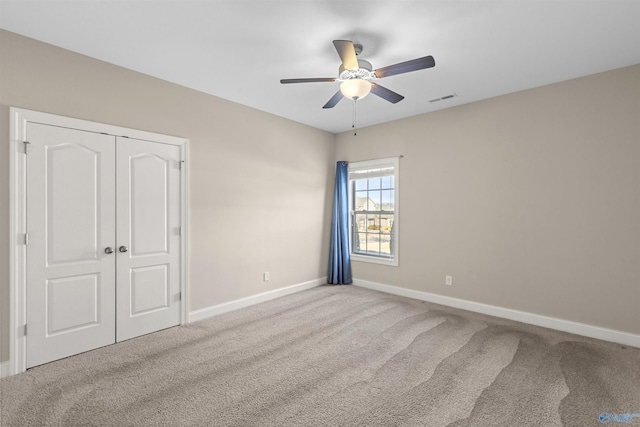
(351, 253, 398, 267)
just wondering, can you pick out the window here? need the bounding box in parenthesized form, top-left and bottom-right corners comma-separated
(348, 157, 399, 266)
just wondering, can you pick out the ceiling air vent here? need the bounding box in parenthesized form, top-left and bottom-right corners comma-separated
(429, 93, 458, 103)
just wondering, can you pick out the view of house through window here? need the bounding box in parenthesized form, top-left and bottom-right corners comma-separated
(348, 158, 399, 265)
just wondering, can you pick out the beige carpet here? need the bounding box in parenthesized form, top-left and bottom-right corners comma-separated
(1, 285, 639, 426)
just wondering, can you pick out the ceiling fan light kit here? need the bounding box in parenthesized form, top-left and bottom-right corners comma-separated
(340, 78, 371, 100)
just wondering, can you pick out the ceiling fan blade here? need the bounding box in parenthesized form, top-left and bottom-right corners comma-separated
(333, 40, 359, 71)
(370, 83, 405, 104)
(280, 78, 336, 84)
(374, 55, 435, 79)
(322, 91, 344, 109)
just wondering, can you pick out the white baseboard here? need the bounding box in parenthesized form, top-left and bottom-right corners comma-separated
(353, 278, 640, 349)
(188, 277, 326, 323)
(1, 361, 10, 378)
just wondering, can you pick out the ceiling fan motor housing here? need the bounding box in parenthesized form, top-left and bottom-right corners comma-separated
(338, 59, 375, 81)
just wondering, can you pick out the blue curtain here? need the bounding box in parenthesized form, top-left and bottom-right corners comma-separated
(328, 161, 352, 284)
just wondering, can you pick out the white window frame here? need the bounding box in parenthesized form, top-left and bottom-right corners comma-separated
(348, 157, 399, 267)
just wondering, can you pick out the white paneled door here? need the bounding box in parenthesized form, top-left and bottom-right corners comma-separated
(116, 137, 181, 341)
(25, 123, 182, 368)
(26, 123, 117, 368)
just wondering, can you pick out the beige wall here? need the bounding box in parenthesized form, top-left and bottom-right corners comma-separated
(0, 30, 336, 363)
(2, 28, 638, 366)
(336, 64, 640, 335)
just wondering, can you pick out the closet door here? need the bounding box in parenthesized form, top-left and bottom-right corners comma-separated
(115, 137, 182, 341)
(26, 123, 116, 368)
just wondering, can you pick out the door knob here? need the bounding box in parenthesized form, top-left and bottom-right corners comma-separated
(119, 246, 128, 253)
(104, 247, 114, 254)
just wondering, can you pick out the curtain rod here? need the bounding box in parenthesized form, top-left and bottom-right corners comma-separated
(341, 155, 404, 165)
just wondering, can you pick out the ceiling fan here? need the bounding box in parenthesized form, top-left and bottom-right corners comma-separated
(280, 40, 435, 109)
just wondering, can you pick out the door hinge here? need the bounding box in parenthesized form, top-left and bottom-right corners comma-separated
(23, 141, 31, 155)
(24, 324, 27, 336)
(24, 233, 29, 245)
(179, 160, 185, 170)
(178, 291, 182, 301)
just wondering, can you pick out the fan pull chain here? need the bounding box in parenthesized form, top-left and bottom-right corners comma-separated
(352, 99, 358, 136)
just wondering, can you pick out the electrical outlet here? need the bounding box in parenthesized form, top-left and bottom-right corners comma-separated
(263, 271, 270, 282)
(445, 275, 453, 286)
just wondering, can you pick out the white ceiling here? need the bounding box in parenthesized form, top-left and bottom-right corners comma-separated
(1, 1, 640, 134)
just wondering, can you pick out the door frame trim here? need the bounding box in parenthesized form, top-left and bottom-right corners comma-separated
(9, 107, 190, 376)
